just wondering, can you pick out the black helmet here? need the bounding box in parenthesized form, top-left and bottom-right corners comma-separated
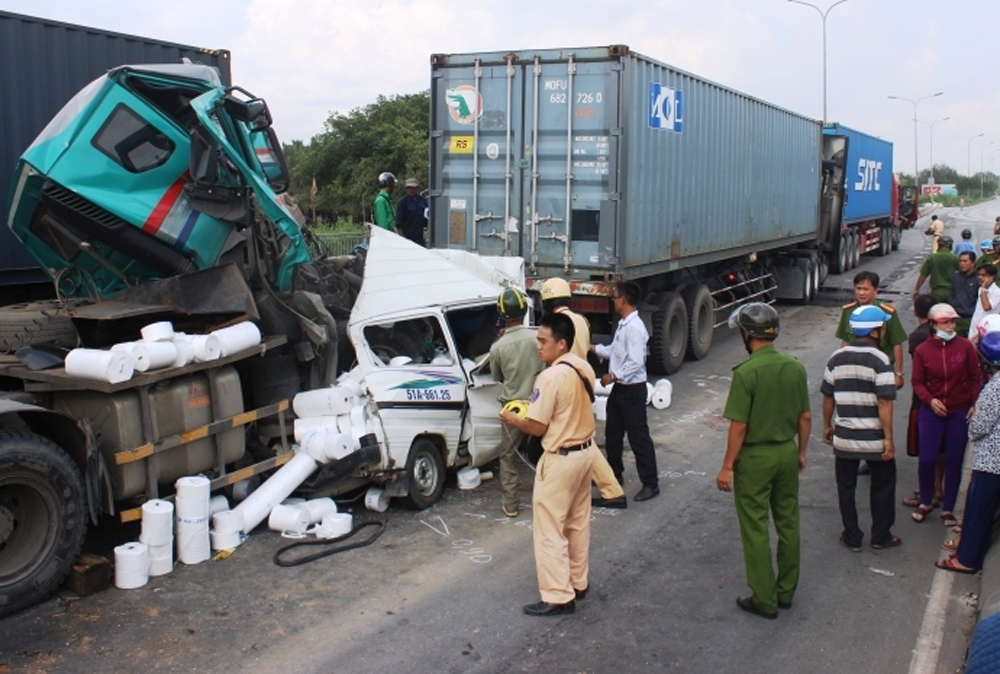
(728, 302, 779, 339)
(962, 228, 973, 240)
(992, 235, 1000, 250)
(938, 235, 953, 249)
(378, 172, 396, 187)
(497, 287, 528, 320)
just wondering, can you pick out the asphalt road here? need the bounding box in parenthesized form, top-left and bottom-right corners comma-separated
(2, 200, 997, 674)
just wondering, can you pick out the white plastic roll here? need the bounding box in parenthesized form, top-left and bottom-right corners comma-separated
(644, 383, 654, 406)
(316, 512, 352, 539)
(281, 497, 307, 506)
(190, 334, 222, 362)
(300, 431, 332, 464)
(65, 348, 134, 384)
(293, 387, 354, 418)
(147, 543, 173, 577)
(139, 499, 174, 546)
(651, 389, 672, 410)
(324, 433, 353, 461)
(654, 378, 671, 390)
(209, 494, 230, 516)
(231, 451, 319, 533)
(349, 404, 367, 427)
(389, 356, 412, 367)
(141, 321, 175, 342)
(336, 414, 353, 434)
(176, 515, 210, 564)
(337, 376, 364, 398)
(132, 341, 178, 372)
(114, 542, 149, 589)
(171, 339, 195, 368)
(268, 503, 310, 534)
(174, 475, 211, 519)
(111, 341, 139, 355)
(209, 321, 261, 357)
(212, 509, 245, 534)
(299, 497, 337, 524)
(364, 486, 389, 513)
(294, 416, 339, 444)
(593, 396, 608, 422)
(457, 466, 481, 490)
(594, 378, 614, 396)
(211, 528, 242, 551)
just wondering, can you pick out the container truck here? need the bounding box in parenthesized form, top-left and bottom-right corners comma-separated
(428, 45, 917, 374)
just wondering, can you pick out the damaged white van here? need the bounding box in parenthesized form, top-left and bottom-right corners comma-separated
(307, 227, 527, 509)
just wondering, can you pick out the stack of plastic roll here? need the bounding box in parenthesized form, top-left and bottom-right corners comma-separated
(293, 416, 339, 444)
(298, 497, 337, 524)
(132, 341, 178, 372)
(211, 509, 245, 551)
(140, 499, 174, 577)
(114, 542, 150, 589)
(293, 386, 355, 418)
(209, 321, 262, 357)
(651, 379, 672, 410)
(190, 334, 222, 363)
(141, 321, 175, 342)
(175, 476, 211, 564)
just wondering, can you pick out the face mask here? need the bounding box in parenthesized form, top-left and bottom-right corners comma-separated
(935, 329, 956, 341)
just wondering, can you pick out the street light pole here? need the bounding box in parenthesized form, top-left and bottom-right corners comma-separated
(788, 0, 848, 123)
(888, 91, 943, 186)
(968, 132, 985, 176)
(981, 141, 995, 199)
(920, 117, 950, 185)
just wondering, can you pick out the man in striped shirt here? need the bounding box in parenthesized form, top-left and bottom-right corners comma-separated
(821, 305, 901, 552)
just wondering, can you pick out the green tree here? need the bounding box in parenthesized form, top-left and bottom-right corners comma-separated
(284, 92, 430, 225)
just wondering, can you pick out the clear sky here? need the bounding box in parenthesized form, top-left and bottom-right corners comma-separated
(3, 0, 997, 180)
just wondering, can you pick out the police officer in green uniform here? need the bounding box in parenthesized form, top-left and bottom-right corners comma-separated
(836, 270, 907, 389)
(912, 235, 959, 303)
(716, 303, 811, 620)
(974, 236, 1000, 269)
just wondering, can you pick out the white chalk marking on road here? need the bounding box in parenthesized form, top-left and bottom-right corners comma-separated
(463, 513, 487, 519)
(868, 567, 895, 577)
(908, 567, 954, 674)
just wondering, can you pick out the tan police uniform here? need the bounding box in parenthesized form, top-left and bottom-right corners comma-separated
(553, 306, 626, 501)
(527, 352, 597, 604)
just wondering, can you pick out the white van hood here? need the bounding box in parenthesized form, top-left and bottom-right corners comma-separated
(349, 227, 525, 326)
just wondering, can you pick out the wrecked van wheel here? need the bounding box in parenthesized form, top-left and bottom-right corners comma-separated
(0, 302, 79, 355)
(0, 432, 87, 618)
(404, 438, 445, 510)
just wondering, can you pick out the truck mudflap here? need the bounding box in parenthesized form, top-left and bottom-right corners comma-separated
(0, 398, 112, 523)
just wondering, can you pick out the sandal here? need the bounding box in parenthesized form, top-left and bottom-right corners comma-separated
(943, 539, 959, 551)
(871, 535, 902, 550)
(912, 504, 934, 522)
(935, 557, 977, 574)
(941, 512, 958, 527)
(902, 495, 921, 508)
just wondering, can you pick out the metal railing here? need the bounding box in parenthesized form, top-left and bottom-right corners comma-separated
(314, 231, 369, 257)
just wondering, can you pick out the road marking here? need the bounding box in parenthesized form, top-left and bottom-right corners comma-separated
(908, 567, 954, 673)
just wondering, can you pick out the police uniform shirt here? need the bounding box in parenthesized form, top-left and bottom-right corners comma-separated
(834, 299, 907, 364)
(488, 325, 543, 403)
(723, 345, 810, 447)
(526, 353, 596, 453)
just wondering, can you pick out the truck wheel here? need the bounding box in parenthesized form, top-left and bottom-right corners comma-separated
(850, 231, 861, 269)
(0, 432, 87, 617)
(795, 258, 814, 305)
(682, 284, 714, 360)
(831, 234, 847, 274)
(648, 292, 688, 375)
(0, 302, 79, 355)
(891, 227, 900, 251)
(403, 438, 445, 510)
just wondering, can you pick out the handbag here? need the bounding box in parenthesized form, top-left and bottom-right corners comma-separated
(521, 362, 595, 466)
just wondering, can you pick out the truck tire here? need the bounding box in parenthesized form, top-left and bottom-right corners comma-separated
(648, 291, 688, 375)
(795, 258, 815, 305)
(0, 432, 87, 617)
(831, 234, 848, 275)
(891, 227, 900, 251)
(0, 302, 79, 355)
(850, 231, 861, 269)
(682, 284, 714, 360)
(403, 438, 445, 510)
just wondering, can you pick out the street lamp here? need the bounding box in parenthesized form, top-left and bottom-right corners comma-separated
(981, 141, 996, 198)
(919, 117, 950, 185)
(888, 91, 943, 185)
(968, 132, 985, 176)
(788, 0, 848, 123)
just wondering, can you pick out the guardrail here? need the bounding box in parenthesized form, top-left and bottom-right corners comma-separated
(314, 231, 369, 256)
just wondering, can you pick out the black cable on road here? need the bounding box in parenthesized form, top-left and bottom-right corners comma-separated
(273, 520, 386, 567)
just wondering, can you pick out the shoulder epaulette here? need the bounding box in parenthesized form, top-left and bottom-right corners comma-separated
(841, 301, 858, 311)
(881, 303, 896, 313)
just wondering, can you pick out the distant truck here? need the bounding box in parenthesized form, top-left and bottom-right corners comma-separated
(427, 45, 919, 374)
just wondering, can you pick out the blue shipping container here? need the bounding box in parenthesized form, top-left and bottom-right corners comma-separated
(429, 46, 824, 282)
(823, 123, 893, 225)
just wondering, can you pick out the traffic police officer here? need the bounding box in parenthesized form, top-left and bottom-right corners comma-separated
(716, 303, 811, 619)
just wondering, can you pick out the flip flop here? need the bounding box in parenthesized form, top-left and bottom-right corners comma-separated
(912, 504, 934, 522)
(902, 495, 921, 507)
(871, 535, 902, 550)
(935, 557, 977, 575)
(943, 539, 959, 551)
(941, 512, 958, 527)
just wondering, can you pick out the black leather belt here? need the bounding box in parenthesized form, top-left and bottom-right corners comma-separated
(557, 439, 593, 455)
(615, 381, 646, 387)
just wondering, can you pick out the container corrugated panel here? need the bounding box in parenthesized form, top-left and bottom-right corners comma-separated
(823, 123, 893, 225)
(429, 45, 823, 282)
(0, 11, 231, 285)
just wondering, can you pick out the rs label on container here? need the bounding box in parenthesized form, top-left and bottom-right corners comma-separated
(450, 136, 474, 153)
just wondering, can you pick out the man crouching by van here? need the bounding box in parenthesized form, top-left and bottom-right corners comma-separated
(500, 312, 596, 616)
